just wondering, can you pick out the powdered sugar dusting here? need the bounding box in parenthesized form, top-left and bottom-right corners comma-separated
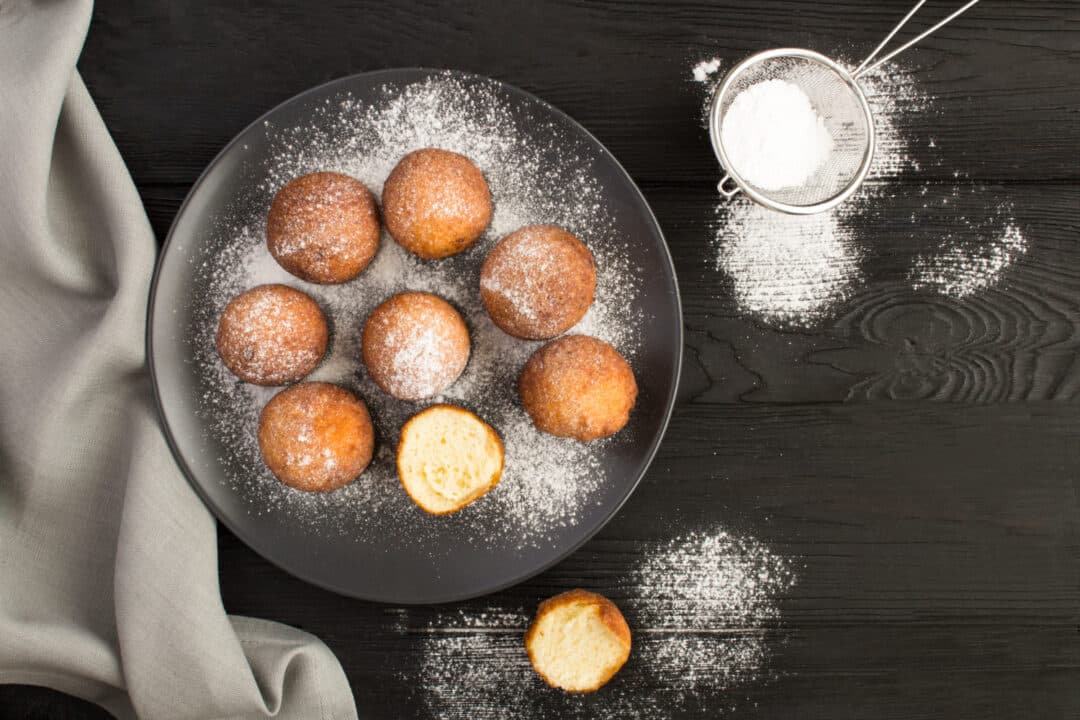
(413, 528, 795, 718)
(704, 56, 1025, 326)
(635, 531, 793, 630)
(857, 61, 932, 180)
(715, 200, 863, 325)
(707, 61, 922, 327)
(909, 206, 1027, 298)
(189, 73, 643, 547)
(480, 231, 557, 315)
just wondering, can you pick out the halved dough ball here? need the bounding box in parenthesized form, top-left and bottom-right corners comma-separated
(215, 283, 328, 386)
(525, 589, 632, 693)
(267, 171, 380, 284)
(257, 382, 375, 492)
(480, 224, 596, 340)
(361, 292, 470, 401)
(382, 148, 492, 259)
(519, 335, 637, 441)
(397, 404, 503, 515)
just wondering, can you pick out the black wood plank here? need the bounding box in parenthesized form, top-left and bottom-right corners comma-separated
(0, 685, 114, 720)
(668, 183, 1080, 403)
(79, 0, 1080, 187)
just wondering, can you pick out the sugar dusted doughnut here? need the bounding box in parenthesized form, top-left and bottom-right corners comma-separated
(267, 171, 380, 284)
(257, 382, 375, 492)
(382, 148, 492, 259)
(215, 284, 328, 386)
(361, 292, 470, 401)
(519, 335, 637, 441)
(526, 589, 632, 693)
(480, 224, 595, 340)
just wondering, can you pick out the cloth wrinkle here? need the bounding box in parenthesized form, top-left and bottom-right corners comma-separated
(0, 3, 359, 718)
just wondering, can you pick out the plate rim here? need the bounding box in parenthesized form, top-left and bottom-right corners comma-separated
(146, 67, 684, 604)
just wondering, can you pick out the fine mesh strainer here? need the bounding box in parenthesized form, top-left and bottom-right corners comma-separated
(709, 0, 981, 215)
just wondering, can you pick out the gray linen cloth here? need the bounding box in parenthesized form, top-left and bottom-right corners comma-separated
(0, 2, 359, 717)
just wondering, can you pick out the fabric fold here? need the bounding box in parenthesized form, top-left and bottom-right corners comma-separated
(0, 2, 358, 718)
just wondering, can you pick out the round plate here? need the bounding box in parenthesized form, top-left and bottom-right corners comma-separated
(148, 69, 682, 604)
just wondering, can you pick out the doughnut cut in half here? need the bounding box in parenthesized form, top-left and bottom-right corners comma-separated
(396, 404, 503, 515)
(525, 589, 632, 693)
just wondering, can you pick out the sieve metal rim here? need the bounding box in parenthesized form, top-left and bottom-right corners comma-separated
(708, 47, 877, 215)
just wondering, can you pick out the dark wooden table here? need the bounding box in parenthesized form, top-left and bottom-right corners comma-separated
(4, 1, 1078, 717)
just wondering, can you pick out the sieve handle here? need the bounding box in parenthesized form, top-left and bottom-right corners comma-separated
(717, 174, 741, 200)
(853, 0, 981, 79)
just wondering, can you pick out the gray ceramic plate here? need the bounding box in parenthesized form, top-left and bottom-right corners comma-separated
(148, 69, 681, 604)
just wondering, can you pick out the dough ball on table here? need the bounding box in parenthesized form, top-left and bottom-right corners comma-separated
(267, 171, 380, 284)
(525, 589, 631, 693)
(215, 283, 328, 386)
(257, 382, 375, 492)
(361, 291, 470, 401)
(397, 404, 503, 515)
(480, 224, 596, 340)
(382, 148, 492, 259)
(519, 335, 637, 442)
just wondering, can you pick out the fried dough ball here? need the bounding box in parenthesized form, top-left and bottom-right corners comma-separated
(267, 171, 380, 284)
(519, 335, 637, 441)
(257, 382, 375, 492)
(382, 148, 492, 259)
(361, 292, 470, 401)
(525, 589, 632, 693)
(397, 404, 504, 515)
(215, 284, 328, 386)
(480, 224, 596, 340)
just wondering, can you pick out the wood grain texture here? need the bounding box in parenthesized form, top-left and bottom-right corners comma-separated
(6, 1, 1080, 718)
(79, 1, 1080, 186)
(676, 184, 1080, 403)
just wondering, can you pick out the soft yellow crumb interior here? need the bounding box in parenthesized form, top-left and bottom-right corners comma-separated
(530, 601, 627, 692)
(399, 408, 501, 513)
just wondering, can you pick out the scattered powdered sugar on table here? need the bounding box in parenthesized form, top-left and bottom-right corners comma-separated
(715, 202, 862, 325)
(691, 57, 722, 84)
(702, 57, 1026, 326)
(909, 200, 1027, 297)
(706, 61, 924, 327)
(634, 531, 794, 630)
(189, 74, 642, 546)
(855, 62, 933, 180)
(412, 528, 795, 718)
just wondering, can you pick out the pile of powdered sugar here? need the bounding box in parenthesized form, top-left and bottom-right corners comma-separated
(720, 78, 834, 192)
(189, 74, 642, 545)
(695, 56, 1026, 326)
(412, 529, 795, 719)
(691, 57, 722, 84)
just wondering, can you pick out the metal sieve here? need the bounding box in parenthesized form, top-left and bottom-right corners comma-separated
(709, 0, 981, 215)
